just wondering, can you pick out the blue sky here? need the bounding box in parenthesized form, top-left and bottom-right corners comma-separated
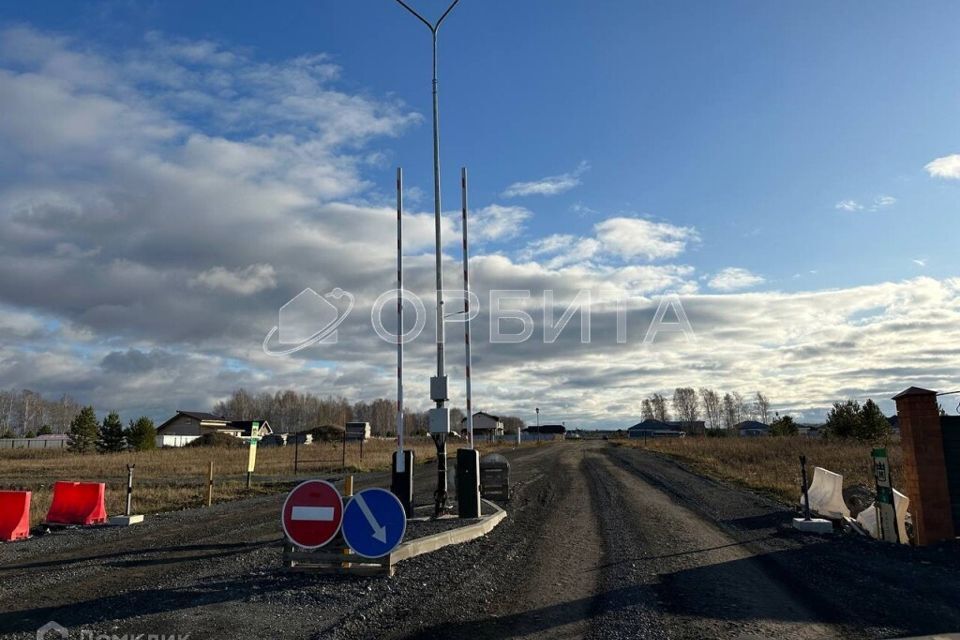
(0, 1, 959, 426)
(6, 1, 958, 287)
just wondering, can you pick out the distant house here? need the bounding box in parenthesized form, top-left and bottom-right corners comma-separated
(627, 419, 686, 439)
(523, 424, 566, 441)
(460, 412, 504, 440)
(736, 420, 770, 437)
(156, 411, 273, 444)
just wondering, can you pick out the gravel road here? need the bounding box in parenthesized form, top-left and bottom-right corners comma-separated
(2, 441, 958, 640)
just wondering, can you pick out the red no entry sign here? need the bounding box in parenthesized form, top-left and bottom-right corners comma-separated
(281, 479, 343, 549)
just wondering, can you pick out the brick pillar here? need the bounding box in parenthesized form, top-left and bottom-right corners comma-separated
(893, 387, 955, 545)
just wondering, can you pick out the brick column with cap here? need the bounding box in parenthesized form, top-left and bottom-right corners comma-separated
(893, 386, 955, 545)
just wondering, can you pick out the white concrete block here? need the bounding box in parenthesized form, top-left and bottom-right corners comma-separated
(799, 467, 850, 520)
(793, 517, 833, 534)
(108, 514, 144, 526)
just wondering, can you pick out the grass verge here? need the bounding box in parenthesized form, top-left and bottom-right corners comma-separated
(616, 435, 903, 505)
(0, 437, 521, 524)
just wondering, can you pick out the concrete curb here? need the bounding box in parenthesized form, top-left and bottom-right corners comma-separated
(390, 498, 506, 565)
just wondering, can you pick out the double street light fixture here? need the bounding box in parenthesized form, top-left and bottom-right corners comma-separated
(393, 0, 466, 517)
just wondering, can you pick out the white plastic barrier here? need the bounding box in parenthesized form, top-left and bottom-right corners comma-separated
(856, 489, 910, 544)
(800, 467, 850, 520)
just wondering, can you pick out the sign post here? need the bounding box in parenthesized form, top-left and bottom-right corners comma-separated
(872, 448, 900, 543)
(245, 427, 260, 489)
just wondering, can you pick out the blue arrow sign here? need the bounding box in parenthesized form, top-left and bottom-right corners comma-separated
(342, 488, 407, 558)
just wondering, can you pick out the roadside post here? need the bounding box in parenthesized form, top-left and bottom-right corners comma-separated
(206, 461, 214, 507)
(108, 464, 144, 526)
(294, 434, 300, 474)
(793, 454, 832, 533)
(800, 455, 811, 520)
(872, 448, 900, 543)
(245, 429, 260, 489)
(125, 464, 134, 516)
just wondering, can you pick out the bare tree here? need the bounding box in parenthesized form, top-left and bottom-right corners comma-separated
(641, 398, 654, 421)
(699, 388, 722, 430)
(722, 393, 737, 429)
(651, 393, 670, 422)
(754, 391, 771, 424)
(672, 387, 700, 431)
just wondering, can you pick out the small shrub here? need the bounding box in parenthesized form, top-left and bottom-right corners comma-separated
(185, 432, 246, 448)
(308, 424, 345, 442)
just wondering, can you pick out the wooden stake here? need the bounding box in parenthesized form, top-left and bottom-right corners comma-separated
(206, 461, 214, 507)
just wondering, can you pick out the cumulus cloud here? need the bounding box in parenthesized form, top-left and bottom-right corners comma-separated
(925, 154, 960, 180)
(708, 267, 765, 292)
(502, 161, 589, 198)
(470, 204, 532, 242)
(594, 217, 698, 261)
(191, 264, 278, 295)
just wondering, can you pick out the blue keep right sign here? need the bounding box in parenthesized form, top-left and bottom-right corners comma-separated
(341, 488, 407, 558)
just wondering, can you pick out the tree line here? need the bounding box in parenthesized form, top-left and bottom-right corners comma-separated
(0, 389, 83, 437)
(213, 388, 527, 437)
(66, 407, 157, 453)
(639, 388, 772, 430)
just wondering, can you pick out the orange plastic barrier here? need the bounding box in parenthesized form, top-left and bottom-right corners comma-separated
(0, 490, 31, 541)
(45, 482, 107, 526)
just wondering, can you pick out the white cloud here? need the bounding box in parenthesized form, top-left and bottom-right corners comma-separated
(502, 161, 589, 198)
(913, 259, 927, 267)
(594, 217, 698, 261)
(471, 204, 532, 242)
(835, 195, 896, 213)
(925, 154, 960, 180)
(708, 267, 765, 292)
(191, 264, 277, 295)
(835, 199, 863, 212)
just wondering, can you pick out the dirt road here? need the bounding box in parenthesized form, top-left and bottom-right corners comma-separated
(2, 442, 959, 639)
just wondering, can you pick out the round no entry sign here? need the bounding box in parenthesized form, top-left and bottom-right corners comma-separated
(281, 479, 343, 549)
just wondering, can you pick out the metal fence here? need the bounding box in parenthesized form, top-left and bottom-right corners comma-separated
(0, 437, 68, 449)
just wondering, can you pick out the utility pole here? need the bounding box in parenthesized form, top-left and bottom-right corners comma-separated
(536, 407, 540, 445)
(395, 0, 461, 516)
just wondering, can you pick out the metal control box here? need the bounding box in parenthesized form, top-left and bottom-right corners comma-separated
(428, 407, 450, 434)
(430, 376, 448, 402)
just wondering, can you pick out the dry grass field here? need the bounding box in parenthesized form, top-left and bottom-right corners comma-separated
(0, 437, 516, 524)
(619, 435, 903, 505)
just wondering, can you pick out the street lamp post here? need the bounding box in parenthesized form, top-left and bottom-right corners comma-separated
(395, 0, 461, 516)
